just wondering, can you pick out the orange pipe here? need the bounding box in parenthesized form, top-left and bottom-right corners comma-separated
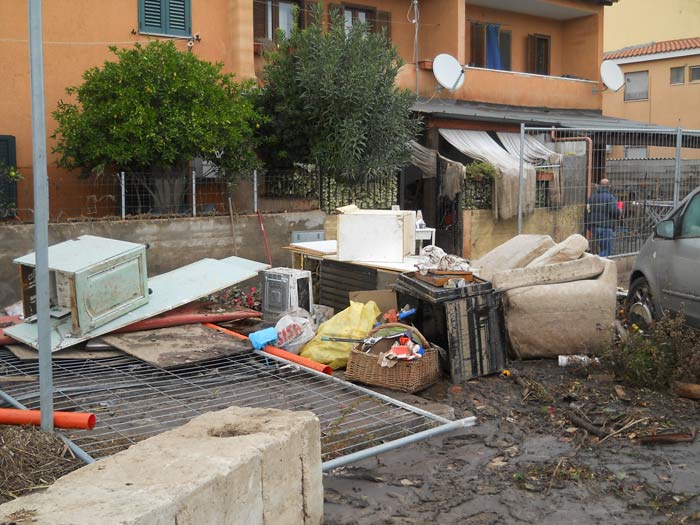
(203, 323, 333, 375)
(0, 408, 96, 430)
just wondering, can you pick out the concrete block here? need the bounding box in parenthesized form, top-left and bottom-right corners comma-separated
(0, 407, 322, 525)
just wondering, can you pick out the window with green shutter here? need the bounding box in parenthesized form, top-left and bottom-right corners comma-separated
(0, 135, 18, 218)
(139, 0, 191, 37)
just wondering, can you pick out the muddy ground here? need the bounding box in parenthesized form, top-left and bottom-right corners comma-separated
(324, 360, 700, 525)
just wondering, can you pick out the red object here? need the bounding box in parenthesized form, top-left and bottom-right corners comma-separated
(0, 315, 22, 345)
(618, 200, 624, 210)
(204, 323, 333, 375)
(0, 408, 96, 430)
(114, 304, 261, 333)
(383, 309, 399, 324)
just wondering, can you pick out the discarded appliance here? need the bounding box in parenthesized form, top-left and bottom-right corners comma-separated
(262, 267, 313, 320)
(336, 205, 416, 263)
(5, 254, 270, 352)
(394, 272, 506, 382)
(14, 235, 148, 336)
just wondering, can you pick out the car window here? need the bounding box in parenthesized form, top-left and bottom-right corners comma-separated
(680, 194, 700, 237)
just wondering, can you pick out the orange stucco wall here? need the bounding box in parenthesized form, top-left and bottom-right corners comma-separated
(603, 56, 700, 130)
(0, 0, 255, 220)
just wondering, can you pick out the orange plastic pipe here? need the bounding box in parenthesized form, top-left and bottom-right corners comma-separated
(0, 408, 96, 430)
(203, 323, 333, 376)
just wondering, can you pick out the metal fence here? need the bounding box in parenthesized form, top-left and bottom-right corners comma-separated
(1, 167, 400, 223)
(460, 127, 700, 258)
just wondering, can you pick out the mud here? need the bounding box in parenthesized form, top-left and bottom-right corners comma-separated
(324, 360, 700, 524)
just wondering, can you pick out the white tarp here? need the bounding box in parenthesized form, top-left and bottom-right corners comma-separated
(498, 132, 563, 206)
(439, 129, 536, 220)
(408, 140, 438, 178)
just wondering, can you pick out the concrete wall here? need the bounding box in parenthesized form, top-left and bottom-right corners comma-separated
(0, 407, 323, 525)
(463, 206, 583, 259)
(0, 211, 326, 306)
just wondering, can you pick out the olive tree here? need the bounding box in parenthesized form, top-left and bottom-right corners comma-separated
(256, 6, 421, 182)
(53, 41, 262, 212)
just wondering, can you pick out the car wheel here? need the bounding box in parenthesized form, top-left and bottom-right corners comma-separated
(626, 277, 658, 328)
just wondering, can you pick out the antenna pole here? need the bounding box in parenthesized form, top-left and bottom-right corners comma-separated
(413, 0, 419, 95)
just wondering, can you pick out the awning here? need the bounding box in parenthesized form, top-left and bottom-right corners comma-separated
(439, 129, 536, 220)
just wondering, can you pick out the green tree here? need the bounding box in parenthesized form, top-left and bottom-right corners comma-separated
(52, 41, 262, 212)
(257, 6, 421, 182)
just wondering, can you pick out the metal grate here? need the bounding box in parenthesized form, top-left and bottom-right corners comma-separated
(0, 349, 455, 463)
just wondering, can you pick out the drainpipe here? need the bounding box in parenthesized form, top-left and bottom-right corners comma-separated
(550, 128, 593, 199)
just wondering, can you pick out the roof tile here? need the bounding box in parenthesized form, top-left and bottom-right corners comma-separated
(604, 38, 700, 60)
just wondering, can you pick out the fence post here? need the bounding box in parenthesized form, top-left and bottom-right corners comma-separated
(253, 169, 258, 213)
(673, 126, 682, 206)
(192, 170, 197, 217)
(120, 171, 126, 220)
(517, 123, 525, 235)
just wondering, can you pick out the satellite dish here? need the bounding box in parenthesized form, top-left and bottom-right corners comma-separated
(433, 54, 465, 91)
(600, 60, 624, 92)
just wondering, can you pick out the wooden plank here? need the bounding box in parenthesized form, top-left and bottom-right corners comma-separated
(0, 375, 37, 383)
(102, 324, 253, 369)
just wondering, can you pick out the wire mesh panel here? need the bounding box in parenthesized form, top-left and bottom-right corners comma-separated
(519, 127, 700, 257)
(0, 349, 450, 462)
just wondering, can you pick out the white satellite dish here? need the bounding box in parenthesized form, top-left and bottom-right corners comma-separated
(600, 60, 624, 92)
(433, 53, 465, 92)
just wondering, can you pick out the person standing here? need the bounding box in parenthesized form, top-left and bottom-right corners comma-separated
(585, 178, 621, 257)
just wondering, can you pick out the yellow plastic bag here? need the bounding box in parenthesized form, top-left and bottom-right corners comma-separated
(300, 301, 381, 370)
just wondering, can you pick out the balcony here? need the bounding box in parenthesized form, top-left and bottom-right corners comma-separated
(396, 66, 600, 110)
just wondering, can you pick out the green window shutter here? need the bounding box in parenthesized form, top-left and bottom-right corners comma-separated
(0, 135, 18, 218)
(166, 0, 191, 36)
(139, 0, 190, 36)
(140, 0, 165, 33)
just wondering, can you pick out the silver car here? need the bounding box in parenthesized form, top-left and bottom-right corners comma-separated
(627, 186, 700, 328)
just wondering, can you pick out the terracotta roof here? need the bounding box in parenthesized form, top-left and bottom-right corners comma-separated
(605, 38, 700, 60)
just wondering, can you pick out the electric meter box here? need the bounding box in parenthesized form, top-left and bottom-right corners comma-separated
(262, 267, 313, 320)
(15, 235, 149, 336)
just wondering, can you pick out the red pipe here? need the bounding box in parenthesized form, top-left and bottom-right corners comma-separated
(0, 408, 96, 430)
(203, 323, 333, 375)
(257, 211, 273, 267)
(114, 308, 261, 334)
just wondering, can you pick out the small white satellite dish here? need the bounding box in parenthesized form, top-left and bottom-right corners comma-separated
(600, 60, 624, 92)
(433, 53, 465, 92)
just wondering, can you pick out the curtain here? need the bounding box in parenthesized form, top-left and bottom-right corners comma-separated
(408, 140, 438, 178)
(485, 24, 503, 70)
(498, 132, 563, 206)
(439, 129, 536, 220)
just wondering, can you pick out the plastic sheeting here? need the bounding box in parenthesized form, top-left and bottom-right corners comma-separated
(439, 129, 536, 220)
(498, 132, 564, 207)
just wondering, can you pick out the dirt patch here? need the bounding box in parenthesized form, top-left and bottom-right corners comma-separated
(324, 360, 700, 524)
(0, 426, 83, 505)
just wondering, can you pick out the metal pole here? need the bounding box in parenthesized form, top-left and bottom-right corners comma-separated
(191, 170, 197, 217)
(322, 417, 476, 471)
(517, 123, 525, 235)
(120, 172, 126, 220)
(28, 0, 53, 432)
(253, 169, 258, 213)
(413, 0, 419, 95)
(673, 126, 682, 206)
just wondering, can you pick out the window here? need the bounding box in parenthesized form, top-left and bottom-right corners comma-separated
(139, 0, 191, 37)
(691, 66, 700, 82)
(624, 146, 647, 159)
(671, 66, 685, 84)
(343, 5, 373, 33)
(624, 71, 648, 101)
(527, 34, 550, 75)
(681, 194, 700, 237)
(469, 23, 511, 71)
(0, 135, 18, 218)
(254, 0, 302, 41)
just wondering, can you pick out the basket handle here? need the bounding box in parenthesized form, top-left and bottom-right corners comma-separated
(369, 322, 430, 348)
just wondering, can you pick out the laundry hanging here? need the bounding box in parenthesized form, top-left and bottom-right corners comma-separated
(497, 133, 563, 206)
(408, 140, 438, 178)
(439, 129, 536, 220)
(485, 24, 503, 70)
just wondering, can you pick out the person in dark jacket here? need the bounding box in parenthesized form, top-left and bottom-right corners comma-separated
(585, 178, 621, 257)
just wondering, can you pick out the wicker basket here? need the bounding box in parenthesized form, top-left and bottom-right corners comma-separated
(344, 324, 440, 393)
